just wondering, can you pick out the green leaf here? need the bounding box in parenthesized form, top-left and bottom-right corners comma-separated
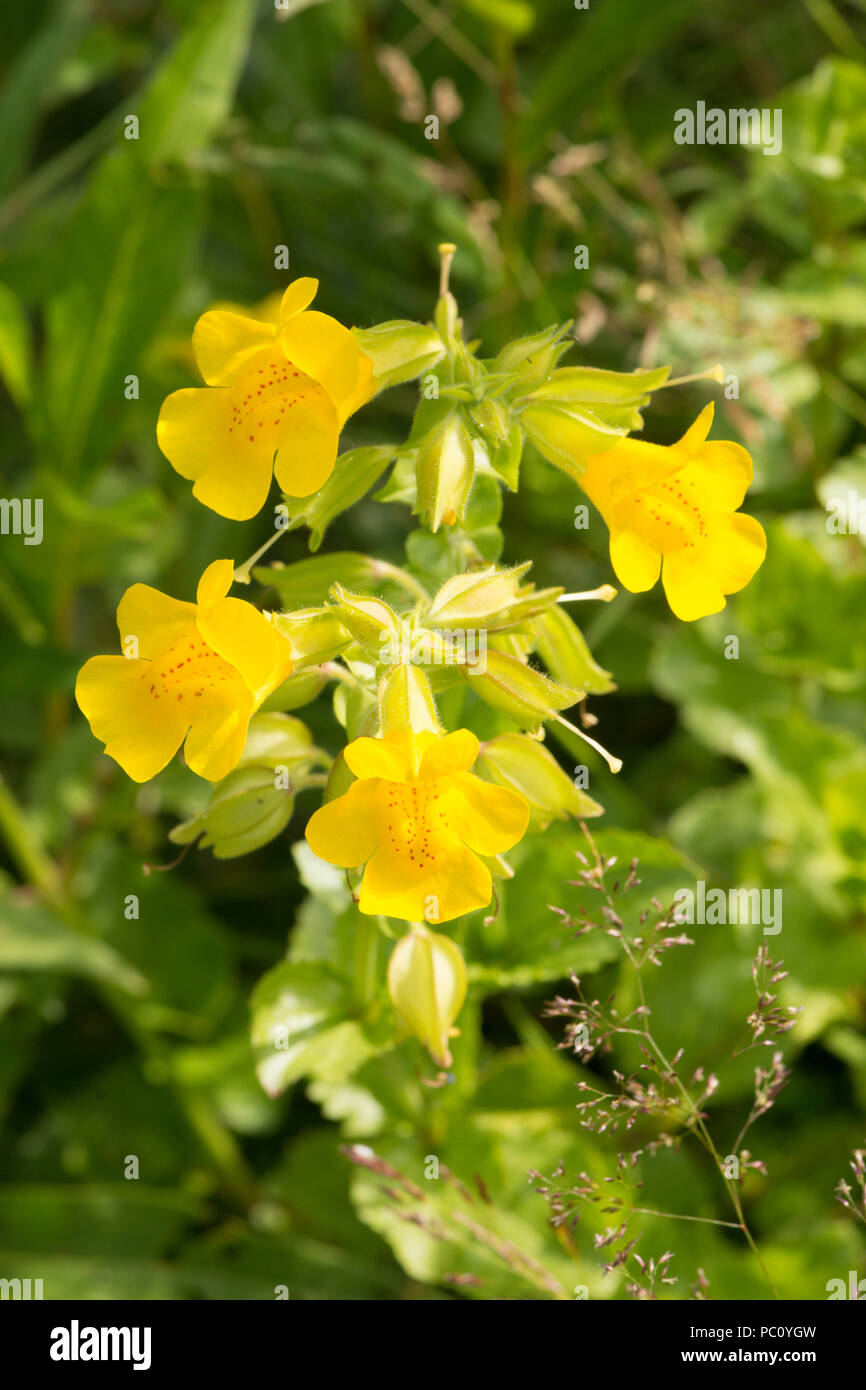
(0, 897, 147, 995)
(134, 0, 257, 165)
(38, 0, 257, 474)
(251, 960, 380, 1096)
(255, 552, 387, 608)
(278, 446, 397, 550)
(0, 282, 32, 408)
(0, 1184, 206, 1258)
(0, 1, 90, 199)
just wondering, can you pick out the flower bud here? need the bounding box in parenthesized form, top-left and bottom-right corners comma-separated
(426, 564, 562, 633)
(416, 411, 475, 531)
(271, 607, 351, 665)
(262, 667, 329, 712)
(352, 321, 445, 392)
(533, 606, 615, 695)
(434, 291, 459, 343)
(468, 397, 510, 450)
(475, 732, 602, 829)
(459, 649, 580, 728)
(169, 714, 328, 859)
(378, 663, 442, 737)
(387, 925, 467, 1069)
(329, 582, 400, 658)
(426, 564, 532, 627)
(494, 322, 573, 394)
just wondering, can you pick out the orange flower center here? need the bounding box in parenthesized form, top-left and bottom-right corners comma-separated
(380, 780, 448, 872)
(625, 469, 709, 553)
(226, 349, 327, 448)
(140, 629, 238, 705)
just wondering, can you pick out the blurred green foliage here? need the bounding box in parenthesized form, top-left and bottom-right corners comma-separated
(1, 0, 865, 1300)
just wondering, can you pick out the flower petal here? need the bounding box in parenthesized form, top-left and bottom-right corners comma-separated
(272, 388, 340, 498)
(182, 689, 253, 782)
(344, 736, 411, 783)
(678, 440, 753, 513)
(418, 728, 479, 778)
(609, 528, 661, 592)
(115, 585, 196, 659)
(278, 277, 319, 323)
(338, 351, 376, 424)
(443, 772, 529, 856)
(661, 550, 726, 621)
(196, 597, 293, 703)
(277, 309, 362, 408)
(701, 512, 767, 594)
(359, 839, 492, 923)
(192, 310, 276, 386)
(196, 559, 235, 608)
(157, 387, 274, 521)
(305, 779, 382, 867)
(582, 437, 681, 522)
(673, 402, 715, 458)
(75, 655, 188, 783)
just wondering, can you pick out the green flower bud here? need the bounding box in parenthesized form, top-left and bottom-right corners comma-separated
(262, 667, 329, 712)
(489, 419, 523, 489)
(271, 607, 351, 666)
(378, 663, 442, 737)
(352, 321, 445, 392)
(424, 564, 561, 633)
(416, 411, 475, 532)
(468, 397, 510, 450)
(460, 649, 580, 728)
(475, 732, 602, 829)
(434, 291, 459, 344)
(169, 714, 328, 859)
(533, 606, 615, 696)
(387, 924, 467, 1070)
(493, 321, 573, 395)
(426, 564, 533, 627)
(329, 582, 400, 658)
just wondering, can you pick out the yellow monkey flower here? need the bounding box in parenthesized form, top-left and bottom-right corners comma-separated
(305, 728, 529, 923)
(75, 560, 294, 783)
(157, 278, 374, 520)
(388, 925, 467, 1070)
(580, 403, 766, 621)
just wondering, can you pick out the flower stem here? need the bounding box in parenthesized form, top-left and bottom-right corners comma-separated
(372, 558, 430, 604)
(234, 527, 286, 585)
(353, 913, 380, 1008)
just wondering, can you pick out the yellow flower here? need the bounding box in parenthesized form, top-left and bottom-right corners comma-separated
(305, 728, 529, 923)
(388, 925, 467, 1070)
(580, 403, 766, 621)
(157, 278, 374, 520)
(75, 560, 294, 783)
